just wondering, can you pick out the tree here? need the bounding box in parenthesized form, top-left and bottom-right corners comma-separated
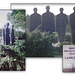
(11, 10, 26, 31)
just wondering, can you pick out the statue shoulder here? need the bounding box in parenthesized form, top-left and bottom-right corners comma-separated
(56, 14, 60, 17)
(30, 13, 41, 17)
(42, 12, 46, 16)
(30, 13, 34, 17)
(70, 12, 75, 17)
(50, 12, 54, 15)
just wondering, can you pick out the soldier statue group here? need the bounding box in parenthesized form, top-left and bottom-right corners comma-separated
(30, 6, 75, 44)
(3, 23, 15, 45)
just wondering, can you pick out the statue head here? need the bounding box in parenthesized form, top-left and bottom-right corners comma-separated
(33, 8, 38, 13)
(73, 7, 75, 12)
(7, 23, 9, 27)
(60, 8, 64, 13)
(12, 25, 14, 28)
(46, 6, 50, 12)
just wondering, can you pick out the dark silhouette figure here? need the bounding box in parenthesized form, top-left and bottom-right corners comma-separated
(6, 23, 10, 45)
(56, 8, 68, 42)
(42, 6, 55, 33)
(70, 7, 75, 44)
(30, 8, 41, 32)
(11, 25, 15, 45)
(3, 25, 6, 45)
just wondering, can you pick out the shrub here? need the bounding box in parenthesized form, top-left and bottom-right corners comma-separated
(14, 39, 25, 59)
(0, 39, 25, 71)
(14, 31, 25, 40)
(26, 29, 55, 57)
(65, 33, 71, 42)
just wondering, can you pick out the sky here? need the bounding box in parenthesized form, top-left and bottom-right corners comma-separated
(0, 10, 12, 28)
(11, 3, 75, 15)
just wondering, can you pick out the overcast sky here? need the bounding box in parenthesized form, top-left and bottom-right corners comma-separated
(0, 10, 12, 28)
(11, 4, 75, 15)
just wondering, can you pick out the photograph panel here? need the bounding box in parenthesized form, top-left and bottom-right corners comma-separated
(63, 45, 75, 72)
(11, 3, 75, 57)
(0, 10, 26, 71)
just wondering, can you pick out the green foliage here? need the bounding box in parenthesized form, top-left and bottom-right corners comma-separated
(0, 40, 25, 71)
(0, 29, 2, 36)
(0, 29, 25, 70)
(11, 10, 26, 30)
(52, 32, 58, 44)
(14, 31, 25, 40)
(57, 42, 71, 56)
(65, 33, 71, 42)
(26, 29, 55, 57)
(59, 41, 71, 48)
(14, 40, 25, 59)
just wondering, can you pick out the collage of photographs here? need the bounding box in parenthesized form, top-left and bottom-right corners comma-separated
(0, 3, 75, 73)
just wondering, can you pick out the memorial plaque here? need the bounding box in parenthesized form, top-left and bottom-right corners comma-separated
(63, 45, 75, 72)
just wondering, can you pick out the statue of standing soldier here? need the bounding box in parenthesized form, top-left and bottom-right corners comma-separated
(70, 7, 75, 44)
(3, 25, 6, 45)
(42, 6, 55, 33)
(56, 8, 68, 43)
(6, 23, 10, 45)
(30, 8, 41, 32)
(10, 25, 15, 45)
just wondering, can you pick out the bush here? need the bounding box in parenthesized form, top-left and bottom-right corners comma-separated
(26, 29, 56, 57)
(0, 39, 25, 71)
(14, 31, 25, 40)
(65, 33, 71, 42)
(57, 42, 71, 56)
(14, 39, 25, 59)
(52, 32, 58, 44)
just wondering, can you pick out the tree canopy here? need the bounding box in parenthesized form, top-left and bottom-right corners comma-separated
(11, 10, 26, 30)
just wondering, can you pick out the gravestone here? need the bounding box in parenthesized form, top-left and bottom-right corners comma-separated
(3, 25, 6, 45)
(11, 25, 15, 45)
(56, 8, 68, 42)
(30, 8, 41, 32)
(70, 7, 75, 44)
(42, 6, 55, 33)
(6, 23, 10, 45)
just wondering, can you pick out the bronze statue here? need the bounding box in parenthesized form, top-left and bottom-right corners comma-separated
(70, 7, 75, 44)
(56, 8, 68, 42)
(30, 8, 41, 32)
(42, 6, 55, 33)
